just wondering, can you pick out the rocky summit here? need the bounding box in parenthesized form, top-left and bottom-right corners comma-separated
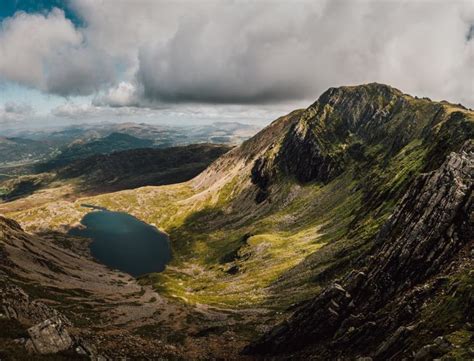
(0, 83, 472, 360)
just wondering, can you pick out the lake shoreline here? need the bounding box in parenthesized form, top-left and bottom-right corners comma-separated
(69, 210, 172, 277)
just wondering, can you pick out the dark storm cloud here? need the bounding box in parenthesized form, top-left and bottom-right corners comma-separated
(45, 46, 116, 96)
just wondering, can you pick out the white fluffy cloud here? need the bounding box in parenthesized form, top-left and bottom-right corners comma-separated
(0, 8, 115, 96)
(0, 9, 79, 88)
(93, 82, 141, 107)
(0, 0, 473, 109)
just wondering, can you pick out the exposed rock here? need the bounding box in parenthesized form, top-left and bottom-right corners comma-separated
(0, 281, 107, 358)
(25, 316, 73, 354)
(245, 142, 473, 358)
(276, 119, 344, 184)
(413, 338, 451, 361)
(251, 156, 274, 203)
(468, 346, 474, 356)
(372, 325, 417, 359)
(73, 337, 99, 357)
(0, 281, 70, 326)
(226, 265, 240, 275)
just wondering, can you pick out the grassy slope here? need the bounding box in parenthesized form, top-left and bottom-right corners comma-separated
(8, 85, 474, 314)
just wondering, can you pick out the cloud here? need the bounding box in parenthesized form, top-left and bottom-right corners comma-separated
(92, 82, 141, 107)
(45, 45, 116, 96)
(51, 101, 159, 120)
(0, 0, 473, 110)
(0, 101, 34, 124)
(4, 101, 33, 115)
(135, 0, 474, 106)
(51, 102, 99, 119)
(76, 0, 474, 107)
(0, 8, 114, 96)
(50, 98, 295, 127)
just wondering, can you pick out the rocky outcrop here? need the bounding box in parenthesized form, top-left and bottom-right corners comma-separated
(251, 156, 275, 203)
(276, 120, 344, 183)
(0, 219, 105, 359)
(0, 282, 70, 326)
(245, 141, 473, 359)
(25, 316, 73, 354)
(0, 281, 105, 358)
(0, 282, 73, 354)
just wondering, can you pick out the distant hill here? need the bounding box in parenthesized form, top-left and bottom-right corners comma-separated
(56, 143, 231, 193)
(36, 132, 154, 172)
(0, 137, 53, 165)
(0, 143, 230, 203)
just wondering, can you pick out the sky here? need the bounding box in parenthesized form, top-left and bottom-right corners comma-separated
(0, 0, 473, 129)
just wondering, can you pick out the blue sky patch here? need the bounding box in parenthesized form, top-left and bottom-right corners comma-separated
(0, 0, 82, 26)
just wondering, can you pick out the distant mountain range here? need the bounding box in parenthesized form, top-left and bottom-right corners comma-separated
(0, 121, 260, 175)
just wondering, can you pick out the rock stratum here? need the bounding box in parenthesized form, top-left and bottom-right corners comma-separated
(0, 83, 472, 360)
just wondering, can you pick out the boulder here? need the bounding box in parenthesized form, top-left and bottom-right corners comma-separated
(25, 316, 73, 354)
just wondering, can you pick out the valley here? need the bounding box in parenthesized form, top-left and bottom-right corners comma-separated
(0, 84, 473, 360)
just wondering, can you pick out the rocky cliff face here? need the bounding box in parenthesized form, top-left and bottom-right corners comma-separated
(245, 141, 473, 360)
(250, 83, 472, 202)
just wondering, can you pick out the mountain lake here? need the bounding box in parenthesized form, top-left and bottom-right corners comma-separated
(69, 207, 172, 277)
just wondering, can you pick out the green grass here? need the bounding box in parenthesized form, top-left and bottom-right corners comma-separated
(421, 271, 474, 332)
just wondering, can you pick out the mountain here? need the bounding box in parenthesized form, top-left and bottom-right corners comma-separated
(36, 132, 155, 172)
(4, 121, 261, 151)
(1, 83, 473, 359)
(185, 121, 263, 144)
(0, 122, 261, 180)
(0, 173, 54, 202)
(0, 144, 230, 211)
(56, 143, 231, 193)
(0, 137, 53, 165)
(1, 123, 178, 145)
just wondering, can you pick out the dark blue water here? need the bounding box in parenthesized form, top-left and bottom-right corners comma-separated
(69, 210, 171, 277)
